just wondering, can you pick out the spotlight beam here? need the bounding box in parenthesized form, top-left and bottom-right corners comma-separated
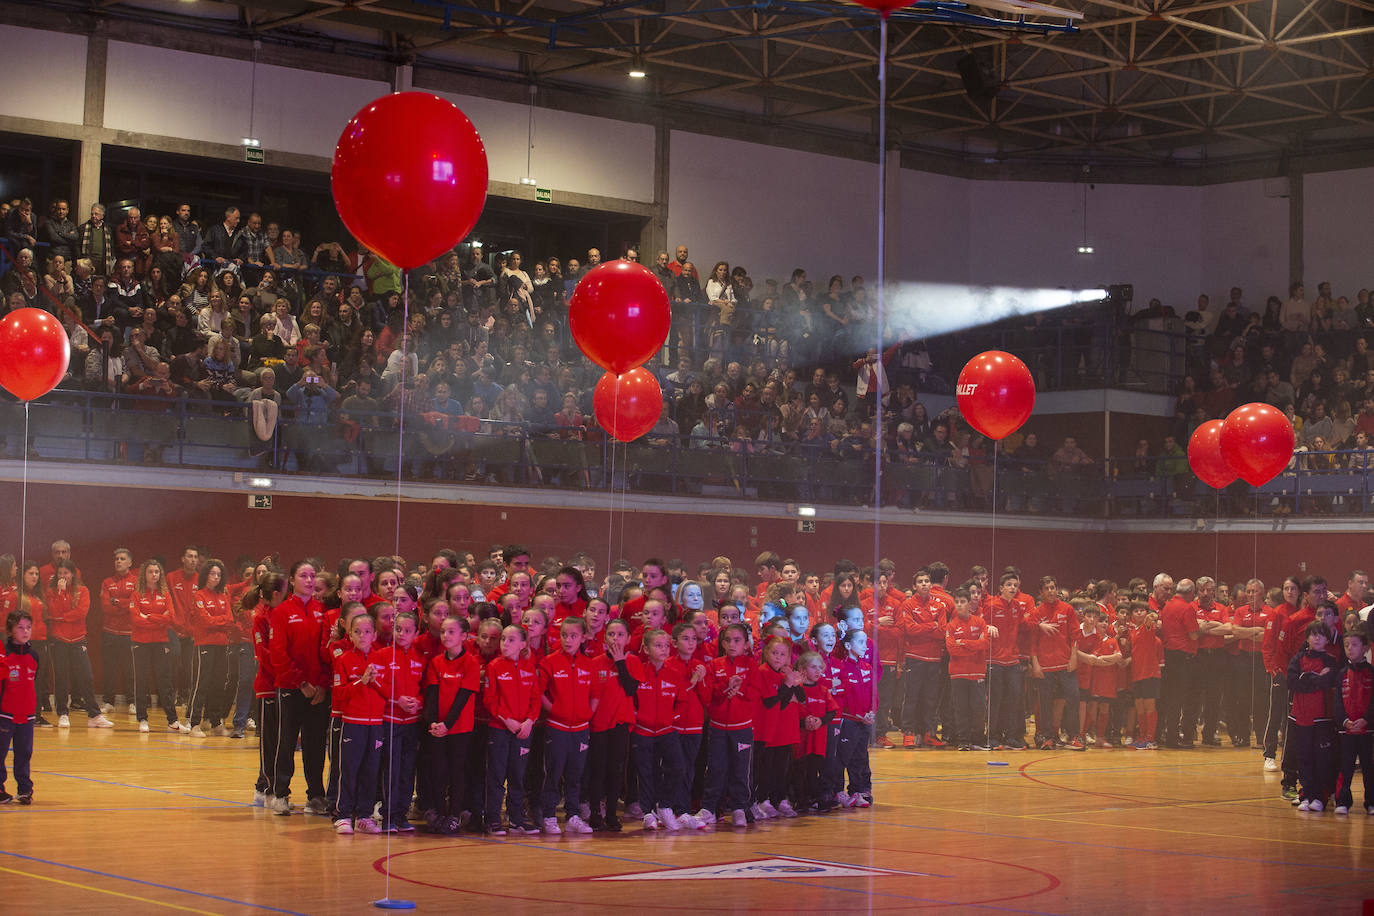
(882, 283, 1108, 341)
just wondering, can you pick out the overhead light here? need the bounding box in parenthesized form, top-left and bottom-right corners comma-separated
(796, 505, 816, 517)
(519, 176, 538, 186)
(628, 66, 647, 79)
(241, 137, 261, 148)
(248, 477, 274, 489)
(1076, 245, 1094, 254)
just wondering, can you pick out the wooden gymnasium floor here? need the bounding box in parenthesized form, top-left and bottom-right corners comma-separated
(4, 713, 1372, 915)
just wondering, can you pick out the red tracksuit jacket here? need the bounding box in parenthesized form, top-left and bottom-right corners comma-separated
(332, 648, 385, 725)
(268, 595, 327, 690)
(483, 656, 541, 725)
(1, 641, 39, 724)
(372, 644, 427, 725)
(45, 586, 91, 643)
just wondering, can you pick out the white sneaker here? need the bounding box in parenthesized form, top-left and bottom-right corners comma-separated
(777, 800, 799, 818)
(642, 812, 661, 830)
(679, 813, 705, 830)
(759, 801, 781, 819)
(750, 802, 769, 820)
(170, 721, 189, 733)
(57, 715, 70, 728)
(355, 817, 382, 834)
(271, 796, 291, 816)
(1297, 799, 1311, 811)
(99, 702, 114, 713)
(247, 718, 257, 730)
(88, 715, 115, 729)
(1336, 805, 1349, 815)
(127, 704, 137, 715)
(190, 726, 208, 738)
(138, 720, 150, 733)
(695, 808, 715, 825)
(836, 791, 852, 807)
(542, 817, 562, 835)
(1263, 757, 1279, 772)
(1308, 799, 1323, 812)
(334, 818, 354, 835)
(655, 807, 681, 831)
(566, 815, 594, 835)
(731, 808, 748, 827)
(212, 725, 230, 737)
(253, 791, 268, 807)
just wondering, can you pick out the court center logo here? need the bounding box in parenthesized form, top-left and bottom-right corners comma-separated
(586, 856, 934, 881)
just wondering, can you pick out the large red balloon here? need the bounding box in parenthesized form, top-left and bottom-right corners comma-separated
(331, 92, 488, 270)
(1219, 402, 1295, 486)
(852, 0, 916, 15)
(568, 261, 671, 375)
(1187, 420, 1237, 489)
(593, 368, 662, 442)
(0, 308, 70, 402)
(956, 351, 1035, 440)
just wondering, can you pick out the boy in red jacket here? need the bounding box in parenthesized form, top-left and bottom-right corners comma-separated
(946, 588, 991, 751)
(1, 611, 38, 805)
(898, 568, 946, 749)
(1030, 575, 1083, 750)
(1287, 620, 1340, 811)
(1334, 625, 1374, 815)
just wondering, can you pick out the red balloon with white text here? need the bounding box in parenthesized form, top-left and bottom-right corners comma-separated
(956, 351, 1035, 441)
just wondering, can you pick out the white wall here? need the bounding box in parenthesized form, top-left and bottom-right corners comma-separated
(667, 131, 880, 284)
(0, 25, 87, 126)
(1305, 167, 1374, 301)
(894, 167, 970, 284)
(1199, 178, 1289, 308)
(965, 180, 1203, 307)
(434, 91, 656, 203)
(104, 42, 389, 159)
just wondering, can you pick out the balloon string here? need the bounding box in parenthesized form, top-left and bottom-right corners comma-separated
(986, 443, 998, 761)
(20, 400, 28, 565)
(605, 377, 619, 587)
(869, 9, 889, 749)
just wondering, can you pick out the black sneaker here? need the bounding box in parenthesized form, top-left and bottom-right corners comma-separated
(0, 790, 12, 804)
(394, 818, 415, 833)
(602, 816, 623, 832)
(588, 814, 606, 831)
(17, 793, 33, 805)
(35, 715, 52, 728)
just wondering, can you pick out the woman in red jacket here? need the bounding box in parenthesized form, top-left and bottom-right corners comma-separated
(188, 559, 235, 738)
(45, 560, 114, 729)
(131, 559, 180, 733)
(267, 561, 330, 816)
(10, 561, 52, 727)
(251, 570, 288, 808)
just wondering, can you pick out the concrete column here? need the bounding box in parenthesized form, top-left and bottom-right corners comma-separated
(641, 119, 670, 260)
(392, 63, 413, 93)
(1288, 169, 1304, 287)
(76, 34, 108, 210)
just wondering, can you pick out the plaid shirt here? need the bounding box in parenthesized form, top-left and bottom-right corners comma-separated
(242, 228, 270, 264)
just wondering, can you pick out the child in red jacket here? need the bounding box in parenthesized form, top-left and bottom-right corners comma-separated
(1, 610, 38, 804)
(836, 628, 876, 807)
(425, 614, 481, 835)
(794, 651, 840, 813)
(946, 587, 991, 751)
(372, 610, 427, 833)
(586, 619, 643, 831)
(1334, 625, 1374, 815)
(702, 623, 762, 828)
(753, 636, 804, 820)
(483, 625, 540, 835)
(538, 616, 596, 835)
(331, 611, 386, 835)
(1287, 620, 1340, 811)
(668, 621, 711, 824)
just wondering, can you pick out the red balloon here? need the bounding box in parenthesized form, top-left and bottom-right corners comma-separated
(956, 351, 1035, 440)
(568, 261, 672, 375)
(1187, 420, 1237, 489)
(0, 308, 70, 402)
(852, 0, 916, 15)
(593, 368, 662, 442)
(1219, 402, 1295, 486)
(332, 92, 488, 270)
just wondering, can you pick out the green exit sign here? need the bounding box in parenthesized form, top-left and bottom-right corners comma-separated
(249, 494, 273, 509)
(245, 147, 265, 164)
(535, 187, 552, 203)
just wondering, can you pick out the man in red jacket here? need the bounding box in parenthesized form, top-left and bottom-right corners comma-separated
(1028, 575, 1082, 750)
(1158, 577, 1201, 748)
(165, 545, 203, 705)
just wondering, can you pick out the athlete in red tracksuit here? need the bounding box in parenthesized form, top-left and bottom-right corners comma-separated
(188, 565, 235, 734)
(754, 637, 803, 817)
(835, 629, 876, 806)
(252, 590, 279, 804)
(1286, 622, 1339, 808)
(268, 564, 329, 812)
(1334, 628, 1374, 814)
(45, 562, 106, 725)
(372, 611, 427, 833)
(424, 616, 481, 834)
(483, 625, 541, 834)
(898, 577, 946, 748)
(794, 652, 840, 811)
(633, 628, 691, 828)
(985, 574, 1026, 748)
(330, 614, 386, 834)
(585, 620, 643, 830)
(98, 551, 136, 708)
(946, 598, 990, 749)
(667, 622, 712, 820)
(537, 618, 596, 833)
(702, 623, 763, 825)
(1, 611, 39, 803)
(131, 561, 178, 730)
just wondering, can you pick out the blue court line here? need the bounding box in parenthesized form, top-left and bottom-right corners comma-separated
(864, 818, 1369, 872)
(0, 850, 312, 915)
(872, 760, 1256, 783)
(34, 771, 172, 793)
(466, 835, 1065, 913)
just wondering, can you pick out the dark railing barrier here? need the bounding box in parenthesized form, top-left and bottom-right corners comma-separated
(1, 389, 1367, 519)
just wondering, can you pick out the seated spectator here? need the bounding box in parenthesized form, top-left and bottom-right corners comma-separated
(58, 307, 89, 379)
(271, 299, 302, 348)
(130, 361, 177, 403)
(44, 254, 75, 301)
(122, 327, 162, 385)
(107, 259, 145, 330)
(242, 367, 283, 407)
(247, 314, 288, 373)
(198, 289, 231, 336)
(84, 326, 126, 391)
(4, 198, 38, 256)
(554, 392, 584, 440)
(1052, 436, 1093, 476)
(1, 248, 39, 305)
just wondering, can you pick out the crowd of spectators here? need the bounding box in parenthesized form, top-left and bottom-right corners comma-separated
(2, 193, 1371, 505)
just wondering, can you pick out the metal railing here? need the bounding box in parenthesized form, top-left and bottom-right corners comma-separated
(1, 389, 1365, 518)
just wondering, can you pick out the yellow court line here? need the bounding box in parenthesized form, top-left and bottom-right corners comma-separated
(0, 864, 223, 915)
(877, 800, 1371, 850)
